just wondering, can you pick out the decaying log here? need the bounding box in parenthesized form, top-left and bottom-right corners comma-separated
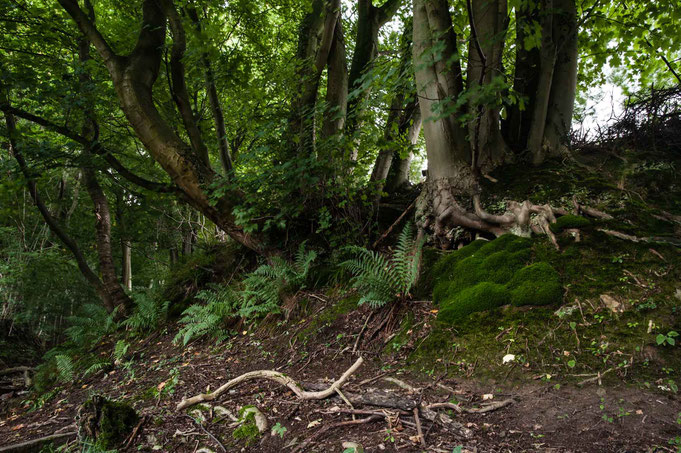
(176, 357, 363, 410)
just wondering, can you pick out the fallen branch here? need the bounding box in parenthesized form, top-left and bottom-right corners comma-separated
(0, 432, 76, 453)
(176, 357, 363, 411)
(185, 415, 226, 453)
(413, 408, 426, 447)
(427, 398, 514, 414)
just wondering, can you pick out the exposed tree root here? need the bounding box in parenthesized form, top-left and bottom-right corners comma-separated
(176, 357, 363, 411)
(427, 398, 515, 414)
(417, 177, 621, 249)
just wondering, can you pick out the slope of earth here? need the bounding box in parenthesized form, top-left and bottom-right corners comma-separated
(2, 145, 681, 452)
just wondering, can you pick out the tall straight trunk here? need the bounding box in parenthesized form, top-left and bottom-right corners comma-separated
(466, 0, 510, 170)
(385, 109, 421, 192)
(345, 0, 402, 161)
(526, 0, 557, 165)
(544, 0, 578, 154)
(502, 1, 540, 151)
(290, 0, 340, 155)
(122, 239, 132, 291)
(321, 16, 348, 140)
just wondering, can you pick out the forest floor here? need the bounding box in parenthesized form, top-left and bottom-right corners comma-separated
(2, 147, 681, 452)
(1, 293, 680, 453)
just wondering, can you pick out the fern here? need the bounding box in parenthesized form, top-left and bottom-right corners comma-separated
(123, 292, 169, 335)
(113, 339, 130, 362)
(64, 304, 119, 348)
(240, 242, 317, 317)
(174, 284, 238, 346)
(54, 354, 75, 382)
(83, 359, 110, 377)
(340, 223, 423, 308)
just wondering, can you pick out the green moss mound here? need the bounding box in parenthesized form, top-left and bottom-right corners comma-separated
(508, 262, 562, 306)
(550, 215, 591, 233)
(432, 234, 562, 323)
(438, 282, 510, 324)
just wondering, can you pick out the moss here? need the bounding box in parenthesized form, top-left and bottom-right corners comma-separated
(79, 397, 138, 449)
(438, 282, 510, 323)
(233, 405, 260, 445)
(508, 262, 562, 306)
(550, 215, 591, 233)
(432, 234, 562, 323)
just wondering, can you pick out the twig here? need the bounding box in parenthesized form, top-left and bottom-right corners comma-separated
(372, 198, 417, 249)
(184, 415, 226, 453)
(352, 312, 374, 353)
(426, 398, 514, 414)
(293, 415, 383, 453)
(124, 415, 147, 449)
(0, 432, 76, 453)
(413, 408, 426, 447)
(177, 357, 363, 410)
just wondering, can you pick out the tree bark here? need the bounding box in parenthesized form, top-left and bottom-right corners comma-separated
(543, 0, 578, 155)
(321, 14, 348, 141)
(502, 1, 540, 152)
(78, 30, 133, 315)
(1, 88, 117, 314)
(466, 0, 510, 170)
(385, 108, 421, 192)
(122, 239, 132, 291)
(186, 7, 234, 175)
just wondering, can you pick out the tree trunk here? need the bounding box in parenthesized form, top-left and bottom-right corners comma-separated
(543, 0, 578, 155)
(345, 0, 402, 161)
(321, 15, 348, 141)
(385, 108, 421, 192)
(1, 89, 119, 314)
(526, 0, 557, 165)
(79, 33, 133, 315)
(502, 1, 540, 152)
(466, 0, 510, 170)
(122, 239, 132, 291)
(186, 7, 234, 175)
(290, 0, 340, 156)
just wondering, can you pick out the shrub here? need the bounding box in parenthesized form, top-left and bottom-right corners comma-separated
(174, 284, 239, 346)
(122, 292, 169, 335)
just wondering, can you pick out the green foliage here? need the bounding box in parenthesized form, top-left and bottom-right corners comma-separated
(64, 304, 119, 349)
(83, 398, 139, 449)
(550, 215, 591, 233)
(54, 354, 75, 383)
(122, 292, 169, 335)
(433, 235, 562, 323)
(340, 223, 423, 308)
(174, 284, 239, 346)
(240, 241, 317, 317)
(657, 331, 679, 346)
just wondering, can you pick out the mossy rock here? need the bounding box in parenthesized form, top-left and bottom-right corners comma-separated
(438, 282, 510, 323)
(233, 405, 262, 445)
(508, 262, 563, 306)
(78, 396, 139, 449)
(550, 215, 591, 233)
